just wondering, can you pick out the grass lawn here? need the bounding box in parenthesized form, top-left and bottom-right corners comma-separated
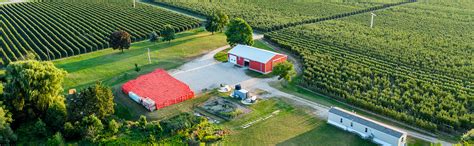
(220, 98, 375, 146)
(253, 40, 276, 51)
(54, 28, 227, 90)
(269, 77, 437, 145)
(214, 48, 230, 62)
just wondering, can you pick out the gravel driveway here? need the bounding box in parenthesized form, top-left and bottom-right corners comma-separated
(170, 46, 252, 93)
(169, 45, 330, 119)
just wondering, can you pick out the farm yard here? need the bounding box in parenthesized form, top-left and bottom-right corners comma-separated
(0, 0, 472, 145)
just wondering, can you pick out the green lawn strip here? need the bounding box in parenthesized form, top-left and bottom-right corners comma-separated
(54, 29, 227, 90)
(407, 136, 433, 146)
(244, 70, 275, 78)
(220, 98, 374, 145)
(269, 78, 439, 145)
(253, 40, 276, 51)
(214, 48, 230, 62)
(277, 121, 376, 146)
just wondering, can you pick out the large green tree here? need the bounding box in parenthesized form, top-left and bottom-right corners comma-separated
(205, 14, 219, 35)
(216, 11, 229, 32)
(67, 82, 114, 121)
(109, 30, 131, 53)
(2, 60, 67, 124)
(161, 24, 176, 44)
(205, 11, 229, 34)
(273, 61, 296, 82)
(225, 18, 253, 47)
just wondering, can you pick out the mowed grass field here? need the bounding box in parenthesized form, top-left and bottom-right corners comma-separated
(270, 79, 436, 145)
(54, 28, 227, 90)
(220, 98, 375, 146)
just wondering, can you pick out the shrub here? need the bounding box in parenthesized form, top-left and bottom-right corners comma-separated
(145, 121, 162, 135)
(138, 115, 147, 129)
(33, 119, 48, 138)
(46, 132, 65, 146)
(81, 115, 104, 142)
(63, 122, 80, 140)
(202, 135, 221, 142)
(108, 119, 120, 135)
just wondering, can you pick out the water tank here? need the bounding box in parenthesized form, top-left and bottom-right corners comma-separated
(235, 84, 241, 90)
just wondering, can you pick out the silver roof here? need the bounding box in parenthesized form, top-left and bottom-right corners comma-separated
(228, 44, 282, 63)
(329, 107, 406, 138)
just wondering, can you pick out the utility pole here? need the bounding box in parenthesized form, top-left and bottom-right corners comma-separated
(370, 12, 377, 28)
(133, 0, 136, 8)
(147, 48, 151, 64)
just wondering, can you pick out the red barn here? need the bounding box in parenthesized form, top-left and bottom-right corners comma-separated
(122, 69, 194, 111)
(228, 45, 287, 74)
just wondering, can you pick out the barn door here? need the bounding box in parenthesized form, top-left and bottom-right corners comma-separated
(229, 54, 237, 64)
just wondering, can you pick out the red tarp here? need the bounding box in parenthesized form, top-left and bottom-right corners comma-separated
(122, 69, 194, 110)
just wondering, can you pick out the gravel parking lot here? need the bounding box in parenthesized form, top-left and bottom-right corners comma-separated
(170, 46, 253, 93)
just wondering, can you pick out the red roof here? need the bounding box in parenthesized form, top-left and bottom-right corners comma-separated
(122, 69, 194, 109)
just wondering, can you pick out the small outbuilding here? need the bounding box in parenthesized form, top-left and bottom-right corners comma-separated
(228, 44, 287, 74)
(327, 107, 408, 146)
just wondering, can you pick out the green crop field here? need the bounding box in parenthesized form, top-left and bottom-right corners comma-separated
(265, 1, 473, 133)
(0, 1, 200, 63)
(154, 0, 409, 32)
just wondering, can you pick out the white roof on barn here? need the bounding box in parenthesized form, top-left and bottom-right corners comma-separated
(329, 107, 407, 138)
(228, 44, 282, 63)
